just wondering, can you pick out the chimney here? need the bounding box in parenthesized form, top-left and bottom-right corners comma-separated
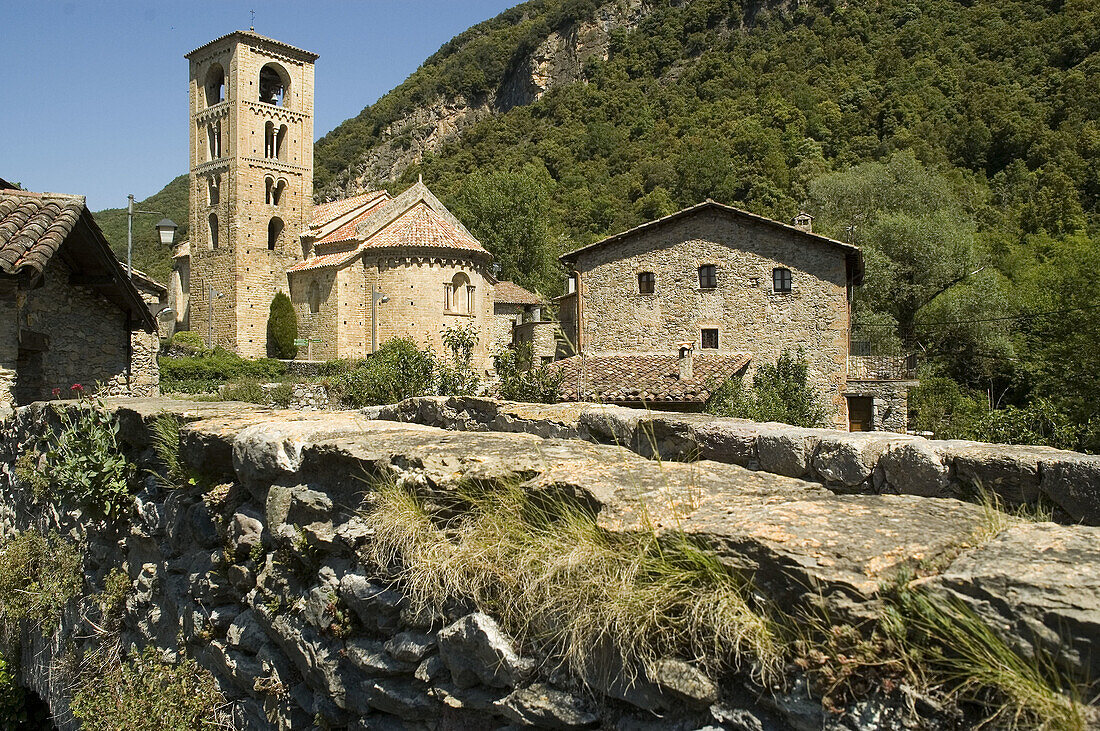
(793, 212, 813, 232)
(677, 341, 694, 380)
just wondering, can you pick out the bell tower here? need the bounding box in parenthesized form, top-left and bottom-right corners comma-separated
(185, 31, 317, 357)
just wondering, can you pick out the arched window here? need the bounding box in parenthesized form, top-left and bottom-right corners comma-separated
(258, 63, 289, 106)
(276, 124, 288, 161)
(207, 121, 221, 160)
(204, 64, 225, 106)
(265, 176, 274, 204)
(208, 175, 220, 206)
(208, 213, 219, 250)
(272, 179, 285, 205)
(308, 280, 321, 314)
(445, 272, 471, 313)
(268, 217, 284, 251)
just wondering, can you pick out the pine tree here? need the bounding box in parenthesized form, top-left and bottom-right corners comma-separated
(266, 292, 298, 359)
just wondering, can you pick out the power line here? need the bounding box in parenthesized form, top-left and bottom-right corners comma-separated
(852, 302, 1100, 329)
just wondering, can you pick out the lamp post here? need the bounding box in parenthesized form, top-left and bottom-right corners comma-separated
(371, 284, 389, 353)
(208, 285, 223, 350)
(126, 194, 177, 279)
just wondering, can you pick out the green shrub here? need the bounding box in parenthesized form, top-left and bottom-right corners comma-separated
(706, 350, 825, 427)
(0, 650, 49, 730)
(0, 529, 82, 634)
(45, 396, 135, 520)
(220, 379, 267, 404)
(438, 325, 479, 396)
(974, 398, 1096, 453)
(909, 376, 989, 439)
(165, 330, 208, 356)
(269, 381, 295, 408)
(316, 358, 357, 376)
(328, 337, 438, 407)
(267, 292, 299, 360)
(70, 646, 233, 731)
(159, 347, 287, 393)
(14, 452, 49, 503)
(493, 343, 561, 403)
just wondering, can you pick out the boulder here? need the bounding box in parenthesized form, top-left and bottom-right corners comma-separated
(878, 439, 954, 498)
(384, 630, 437, 663)
(928, 522, 1100, 682)
(345, 638, 415, 677)
(947, 442, 1052, 505)
(437, 613, 534, 689)
(1039, 452, 1100, 525)
(756, 427, 830, 479)
(647, 658, 717, 708)
(496, 683, 598, 728)
(227, 508, 264, 562)
(811, 433, 895, 491)
(361, 678, 439, 720)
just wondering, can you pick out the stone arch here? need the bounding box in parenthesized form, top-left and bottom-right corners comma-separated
(447, 271, 471, 313)
(268, 217, 284, 251)
(204, 63, 225, 106)
(258, 62, 290, 107)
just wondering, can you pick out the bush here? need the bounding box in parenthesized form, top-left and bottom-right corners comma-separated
(493, 343, 561, 403)
(269, 381, 295, 408)
(706, 350, 825, 427)
(220, 379, 267, 404)
(71, 646, 233, 731)
(438, 325, 480, 396)
(165, 330, 208, 356)
(0, 650, 49, 729)
(267, 292, 299, 359)
(975, 398, 1096, 453)
(45, 394, 135, 520)
(159, 347, 287, 393)
(328, 337, 438, 407)
(0, 529, 82, 634)
(908, 376, 988, 439)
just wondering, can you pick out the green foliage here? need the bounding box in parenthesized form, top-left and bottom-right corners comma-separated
(328, 337, 438, 407)
(706, 351, 825, 427)
(91, 174, 188, 284)
(45, 397, 135, 520)
(150, 413, 193, 488)
(450, 168, 562, 295)
(908, 376, 989, 440)
(166, 330, 208, 356)
(159, 348, 287, 394)
(220, 379, 267, 404)
(98, 567, 131, 628)
(0, 529, 82, 634)
(438, 325, 480, 396)
(14, 452, 49, 503)
(974, 399, 1097, 453)
(0, 650, 49, 730)
(268, 381, 295, 408)
(493, 343, 561, 403)
(70, 646, 233, 731)
(266, 292, 299, 360)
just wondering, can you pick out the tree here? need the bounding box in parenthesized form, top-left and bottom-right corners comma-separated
(266, 292, 298, 359)
(705, 350, 826, 427)
(438, 325, 480, 396)
(448, 168, 562, 296)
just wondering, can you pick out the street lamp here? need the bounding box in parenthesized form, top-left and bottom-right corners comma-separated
(126, 194, 177, 279)
(208, 285, 224, 350)
(371, 284, 389, 353)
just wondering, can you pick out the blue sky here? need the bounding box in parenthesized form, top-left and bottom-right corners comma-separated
(0, 1, 518, 211)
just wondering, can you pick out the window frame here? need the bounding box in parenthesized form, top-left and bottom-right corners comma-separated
(637, 271, 655, 295)
(701, 328, 719, 349)
(772, 267, 792, 294)
(698, 264, 717, 289)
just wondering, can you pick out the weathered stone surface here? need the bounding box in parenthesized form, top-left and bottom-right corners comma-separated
(1039, 452, 1100, 525)
(339, 573, 406, 626)
(226, 609, 268, 654)
(496, 683, 598, 728)
(385, 630, 437, 663)
(811, 433, 895, 490)
(756, 428, 829, 478)
(947, 442, 1050, 505)
(929, 522, 1100, 681)
(227, 508, 264, 561)
(648, 658, 717, 708)
(231, 413, 384, 485)
(361, 678, 438, 720)
(437, 613, 534, 689)
(878, 439, 953, 498)
(346, 638, 415, 677)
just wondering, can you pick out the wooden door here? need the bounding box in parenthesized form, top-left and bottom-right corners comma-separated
(848, 396, 873, 432)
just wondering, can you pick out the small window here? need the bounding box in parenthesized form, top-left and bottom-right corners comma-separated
(208, 176, 220, 206)
(259, 63, 287, 106)
(268, 217, 284, 251)
(208, 213, 219, 249)
(204, 64, 225, 107)
(447, 272, 471, 313)
(701, 328, 719, 349)
(698, 264, 717, 289)
(637, 271, 655, 294)
(773, 267, 792, 293)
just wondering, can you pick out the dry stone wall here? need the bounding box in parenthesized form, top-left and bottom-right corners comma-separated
(2, 398, 1098, 730)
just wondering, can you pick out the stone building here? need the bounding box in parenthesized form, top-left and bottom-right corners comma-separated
(554, 201, 911, 430)
(173, 31, 527, 367)
(0, 183, 160, 407)
(492, 281, 556, 365)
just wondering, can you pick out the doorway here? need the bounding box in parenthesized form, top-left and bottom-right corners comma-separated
(848, 396, 873, 432)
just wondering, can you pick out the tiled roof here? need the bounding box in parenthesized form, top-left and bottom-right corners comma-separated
(552, 352, 752, 404)
(494, 281, 544, 305)
(361, 201, 487, 254)
(0, 189, 85, 276)
(186, 30, 319, 61)
(286, 248, 359, 273)
(309, 191, 388, 229)
(315, 196, 391, 245)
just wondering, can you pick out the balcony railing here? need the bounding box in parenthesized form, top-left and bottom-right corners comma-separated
(847, 354, 917, 380)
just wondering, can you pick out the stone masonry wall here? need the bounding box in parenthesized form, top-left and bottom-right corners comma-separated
(571, 211, 851, 428)
(2, 398, 1098, 730)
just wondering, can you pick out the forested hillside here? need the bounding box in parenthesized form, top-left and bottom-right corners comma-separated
(96, 0, 1100, 447)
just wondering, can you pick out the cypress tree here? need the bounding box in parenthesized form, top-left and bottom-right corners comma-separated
(267, 292, 298, 359)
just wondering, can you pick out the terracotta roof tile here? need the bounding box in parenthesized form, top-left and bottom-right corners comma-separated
(309, 191, 388, 229)
(286, 249, 359, 273)
(551, 352, 752, 404)
(361, 201, 487, 254)
(315, 196, 391, 245)
(0, 190, 85, 276)
(494, 281, 544, 305)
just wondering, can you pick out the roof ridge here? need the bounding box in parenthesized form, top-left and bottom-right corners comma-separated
(0, 188, 85, 202)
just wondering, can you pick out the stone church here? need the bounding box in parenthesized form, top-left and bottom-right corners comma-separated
(171, 31, 540, 371)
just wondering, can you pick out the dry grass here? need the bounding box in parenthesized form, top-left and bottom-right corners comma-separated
(362, 478, 783, 686)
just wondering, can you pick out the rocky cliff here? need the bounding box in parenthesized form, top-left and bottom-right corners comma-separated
(2, 397, 1098, 729)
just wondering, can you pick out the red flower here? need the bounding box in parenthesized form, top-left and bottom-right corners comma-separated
(70, 383, 84, 393)
(52, 388, 61, 399)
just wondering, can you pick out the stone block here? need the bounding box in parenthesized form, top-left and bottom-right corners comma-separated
(437, 613, 534, 689)
(1039, 452, 1100, 525)
(877, 438, 953, 498)
(496, 683, 598, 728)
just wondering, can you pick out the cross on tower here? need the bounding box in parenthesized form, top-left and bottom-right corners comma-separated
(250, 9, 255, 31)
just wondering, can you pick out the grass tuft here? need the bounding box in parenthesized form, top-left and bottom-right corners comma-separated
(363, 478, 782, 686)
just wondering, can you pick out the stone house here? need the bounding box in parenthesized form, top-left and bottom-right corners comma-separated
(0, 183, 160, 407)
(492, 281, 556, 365)
(174, 31, 520, 367)
(556, 201, 912, 431)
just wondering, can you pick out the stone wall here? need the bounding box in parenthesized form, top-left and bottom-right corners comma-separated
(375, 396, 1100, 526)
(844, 379, 915, 433)
(2, 398, 1098, 730)
(567, 210, 852, 429)
(513, 321, 558, 363)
